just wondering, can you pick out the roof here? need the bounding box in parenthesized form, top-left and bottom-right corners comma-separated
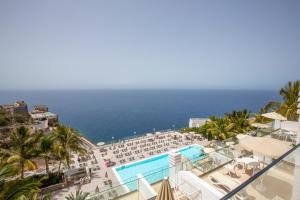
(238, 136, 291, 158)
(30, 112, 57, 119)
(261, 112, 287, 121)
(251, 123, 271, 129)
(189, 118, 209, 122)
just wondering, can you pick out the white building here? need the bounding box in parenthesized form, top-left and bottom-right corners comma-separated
(30, 112, 58, 127)
(189, 118, 210, 128)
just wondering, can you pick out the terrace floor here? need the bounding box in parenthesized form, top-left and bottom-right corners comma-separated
(236, 160, 298, 200)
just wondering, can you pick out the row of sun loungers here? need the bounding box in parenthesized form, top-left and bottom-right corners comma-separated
(96, 132, 205, 167)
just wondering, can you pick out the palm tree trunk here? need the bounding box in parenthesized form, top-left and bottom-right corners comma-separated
(45, 157, 49, 175)
(66, 153, 70, 169)
(21, 160, 24, 179)
(58, 159, 62, 174)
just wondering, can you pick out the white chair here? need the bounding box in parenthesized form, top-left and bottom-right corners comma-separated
(224, 162, 242, 177)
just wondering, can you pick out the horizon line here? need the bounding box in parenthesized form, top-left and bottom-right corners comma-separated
(0, 88, 279, 91)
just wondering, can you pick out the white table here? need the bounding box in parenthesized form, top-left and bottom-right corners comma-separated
(236, 157, 258, 165)
(236, 157, 260, 173)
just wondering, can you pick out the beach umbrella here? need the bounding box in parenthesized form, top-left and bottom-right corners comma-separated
(262, 112, 287, 130)
(251, 123, 271, 136)
(95, 185, 100, 193)
(251, 123, 270, 129)
(156, 178, 174, 200)
(97, 142, 105, 146)
(105, 172, 108, 179)
(261, 112, 287, 121)
(239, 136, 291, 158)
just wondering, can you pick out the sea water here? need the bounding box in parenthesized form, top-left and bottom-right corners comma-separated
(0, 89, 280, 142)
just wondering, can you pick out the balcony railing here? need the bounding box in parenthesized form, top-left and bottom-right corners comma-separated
(220, 142, 300, 200)
(87, 148, 232, 200)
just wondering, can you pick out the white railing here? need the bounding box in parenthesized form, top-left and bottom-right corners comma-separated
(137, 174, 157, 200)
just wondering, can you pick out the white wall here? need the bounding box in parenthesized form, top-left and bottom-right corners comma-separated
(178, 171, 223, 200)
(137, 174, 157, 200)
(273, 120, 281, 130)
(168, 151, 182, 188)
(281, 120, 299, 132)
(189, 118, 209, 128)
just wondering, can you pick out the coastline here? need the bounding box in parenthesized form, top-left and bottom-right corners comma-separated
(79, 135, 97, 149)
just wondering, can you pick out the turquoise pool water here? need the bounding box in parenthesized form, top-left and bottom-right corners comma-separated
(115, 145, 205, 191)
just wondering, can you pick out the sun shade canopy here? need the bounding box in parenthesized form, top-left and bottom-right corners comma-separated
(261, 112, 287, 121)
(239, 136, 291, 158)
(156, 178, 174, 200)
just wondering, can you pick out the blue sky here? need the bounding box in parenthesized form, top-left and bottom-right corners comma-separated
(0, 0, 299, 90)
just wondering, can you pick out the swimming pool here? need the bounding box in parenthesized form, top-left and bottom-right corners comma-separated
(114, 145, 206, 191)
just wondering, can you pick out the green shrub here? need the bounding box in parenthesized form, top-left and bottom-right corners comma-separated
(0, 115, 9, 126)
(30, 172, 64, 188)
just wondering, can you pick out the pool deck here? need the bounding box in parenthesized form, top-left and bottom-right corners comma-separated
(113, 144, 204, 192)
(51, 131, 209, 199)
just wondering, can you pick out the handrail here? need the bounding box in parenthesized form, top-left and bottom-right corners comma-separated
(116, 152, 206, 184)
(90, 147, 232, 198)
(219, 142, 300, 200)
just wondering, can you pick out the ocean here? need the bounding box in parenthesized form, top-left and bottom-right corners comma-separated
(0, 89, 280, 143)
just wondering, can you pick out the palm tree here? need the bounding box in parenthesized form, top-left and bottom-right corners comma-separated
(38, 134, 55, 175)
(278, 80, 300, 121)
(198, 110, 252, 141)
(0, 163, 41, 200)
(4, 126, 41, 179)
(258, 80, 300, 121)
(0, 164, 16, 187)
(66, 190, 89, 200)
(54, 144, 67, 174)
(225, 109, 251, 133)
(206, 118, 236, 140)
(53, 125, 86, 169)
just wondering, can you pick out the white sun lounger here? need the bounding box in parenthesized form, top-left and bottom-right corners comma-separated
(209, 172, 241, 191)
(208, 172, 247, 200)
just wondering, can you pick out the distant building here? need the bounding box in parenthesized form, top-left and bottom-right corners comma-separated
(30, 112, 58, 127)
(1, 105, 15, 118)
(1, 101, 29, 120)
(33, 105, 49, 113)
(189, 118, 210, 128)
(30, 104, 59, 128)
(14, 101, 29, 116)
(0, 101, 58, 134)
